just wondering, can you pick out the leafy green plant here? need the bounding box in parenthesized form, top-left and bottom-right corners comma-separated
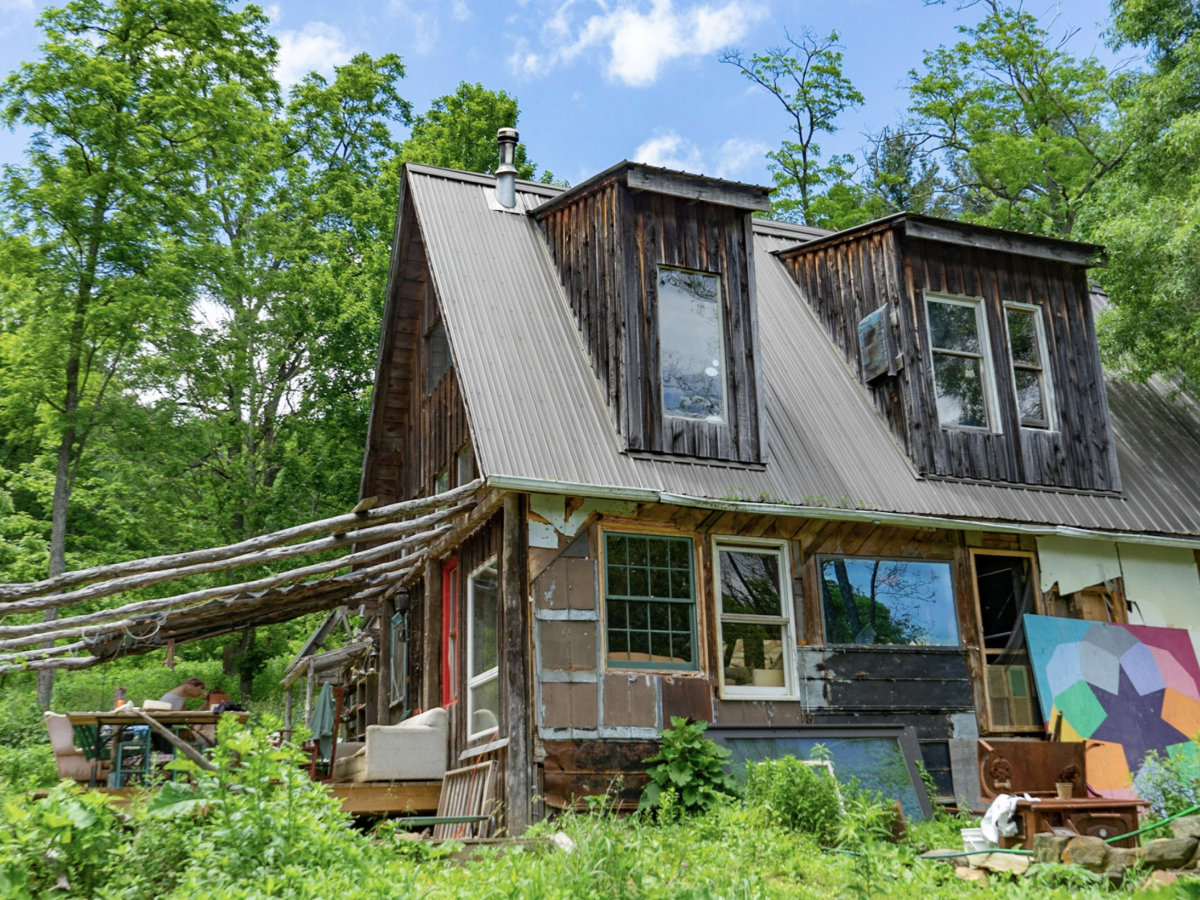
(1137, 743, 1200, 819)
(837, 788, 908, 900)
(744, 754, 843, 844)
(638, 717, 738, 817)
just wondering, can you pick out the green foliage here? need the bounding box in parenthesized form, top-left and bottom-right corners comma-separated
(639, 717, 738, 816)
(1088, 0, 1200, 389)
(1135, 742, 1200, 819)
(907, 0, 1127, 237)
(721, 30, 864, 226)
(400, 81, 558, 183)
(743, 753, 842, 844)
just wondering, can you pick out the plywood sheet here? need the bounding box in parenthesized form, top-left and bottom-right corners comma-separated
(1036, 536, 1121, 595)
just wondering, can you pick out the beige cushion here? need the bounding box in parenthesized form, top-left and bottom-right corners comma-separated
(43, 712, 77, 756)
(344, 707, 449, 783)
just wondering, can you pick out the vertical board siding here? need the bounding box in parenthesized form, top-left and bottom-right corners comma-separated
(782, 225, 1120, 491)
(538, 178, 762, 463)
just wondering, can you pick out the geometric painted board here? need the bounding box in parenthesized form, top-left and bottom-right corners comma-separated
(1023, 614, 1200, 798)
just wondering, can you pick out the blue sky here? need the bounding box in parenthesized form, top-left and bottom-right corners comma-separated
(0, 0, 1129, 187)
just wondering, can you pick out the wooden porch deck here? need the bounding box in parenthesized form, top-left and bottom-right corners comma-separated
(69, 780, 442, 816)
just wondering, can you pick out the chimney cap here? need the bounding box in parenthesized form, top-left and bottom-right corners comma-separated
(497, 127, 519, 142)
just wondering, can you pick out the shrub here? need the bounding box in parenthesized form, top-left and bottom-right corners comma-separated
(744, 754, 843, 844)
(1137, 743, 1200, 819)
(638, 717, 738, 817)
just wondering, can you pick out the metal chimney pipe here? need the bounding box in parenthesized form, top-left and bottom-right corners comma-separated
(495, 127, 519, 209)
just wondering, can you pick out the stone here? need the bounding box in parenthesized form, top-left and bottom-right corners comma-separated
(1172, 816, 1200, 841)
(1105, 847, 1142, 877)
(975, 852, 1031, 875)
(955, 866, 987, 883)
(1063, 836, 1110, 872)
(1033, 833, 1072, 864)
(1142, 870, 1179, 891)
(1142, 837, 1198, 869)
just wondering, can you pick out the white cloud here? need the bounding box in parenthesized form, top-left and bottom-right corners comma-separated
(452, 1, 471, 21)
(510, 0, 767, 87)
(0, 0, 34, 12)
(276, 21, 354, 86)
(633, 131, 770, 180)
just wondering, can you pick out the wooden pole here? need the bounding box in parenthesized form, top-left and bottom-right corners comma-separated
(421, 559, 442, 711)
(305, 657, 315, 728)
(501, 492, 531, 835)
(134, 711, 218, 772)
(285, 684, 293, 732)
(377, 594, 395, 726)
(0, 479, 482, 604)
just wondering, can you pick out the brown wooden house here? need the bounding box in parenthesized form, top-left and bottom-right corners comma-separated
(357, 141, 1200, 831)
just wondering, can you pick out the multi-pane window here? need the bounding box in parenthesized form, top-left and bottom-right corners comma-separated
(604, 533, 696, 670)
(714, 539, 796, 698)
(819, 557, 960, 647)
(657, 267, 727, 424)
(434, 467, 449, 495)
(1005, 304, 1052, 429)
(925, 294, 993, 430)
(467, 558, 499, 739)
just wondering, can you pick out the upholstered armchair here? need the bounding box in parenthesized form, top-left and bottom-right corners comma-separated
(44, 712, 109, 783)
(332, 707, 448, 783)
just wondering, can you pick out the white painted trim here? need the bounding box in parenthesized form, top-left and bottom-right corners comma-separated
(711, 535, 799, 701)
(466, 555, 500, 741)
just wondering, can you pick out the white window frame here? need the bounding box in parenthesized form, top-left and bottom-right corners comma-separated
(712, 535, 798, 701)
(1002, 301, 1056, 431)
(923, 291, 1002, 434)
(466, 556, 500, 740)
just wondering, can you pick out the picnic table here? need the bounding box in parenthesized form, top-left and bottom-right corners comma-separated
(67, 710, 250, 787)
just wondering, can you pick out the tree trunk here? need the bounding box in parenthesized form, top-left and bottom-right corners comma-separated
(238, 627, 255, 700)
(36, 432, 75, 708)
(833, 559, 863, 640)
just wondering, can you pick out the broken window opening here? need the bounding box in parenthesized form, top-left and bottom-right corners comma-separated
(426, 318, 452, 394)
(972, 551, 1043, 731)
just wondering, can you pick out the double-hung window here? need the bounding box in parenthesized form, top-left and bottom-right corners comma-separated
(1004, 303, 1053, 429)
(925, 293, 995, 431)
(604, 533, 697, 669)
(713, 538, 797, 699)
(466, 558, 499, 739)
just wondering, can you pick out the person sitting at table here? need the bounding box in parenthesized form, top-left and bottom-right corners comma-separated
(159, 678, 206, 710)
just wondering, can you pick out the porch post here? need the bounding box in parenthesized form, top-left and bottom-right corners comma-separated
(422, 559, 442, 711)
(501, 491, 532, 834)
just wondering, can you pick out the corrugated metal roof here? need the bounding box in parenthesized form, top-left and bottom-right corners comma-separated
(406, 165, 1200, 540)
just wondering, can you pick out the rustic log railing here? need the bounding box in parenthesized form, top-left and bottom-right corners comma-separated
(0, 481, 482, 674)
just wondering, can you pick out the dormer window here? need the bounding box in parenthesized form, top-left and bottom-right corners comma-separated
(658, 267, 726, 424)
(1005, 303, 1053, 429)
(925, 292, 996, 431)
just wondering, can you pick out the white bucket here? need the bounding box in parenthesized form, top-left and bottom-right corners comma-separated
(961, 827, 995, 853)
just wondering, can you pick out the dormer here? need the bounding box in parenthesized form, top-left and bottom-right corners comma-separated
(777, 213, 1121, 492)
(533, 163, 771, 463)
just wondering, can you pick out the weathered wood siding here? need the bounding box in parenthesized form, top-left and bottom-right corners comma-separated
(783, 224, 1120, 490)
(538, 177, 763, 462)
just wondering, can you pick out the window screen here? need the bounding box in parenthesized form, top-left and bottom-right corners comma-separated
(604, 533, 696, 669)
(820, 557, 959, 646)
(657, 267, 726, 423)
(926, 296, 991, 429)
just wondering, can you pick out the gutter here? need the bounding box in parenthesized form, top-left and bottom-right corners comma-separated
(485, 474, 1200, 551)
